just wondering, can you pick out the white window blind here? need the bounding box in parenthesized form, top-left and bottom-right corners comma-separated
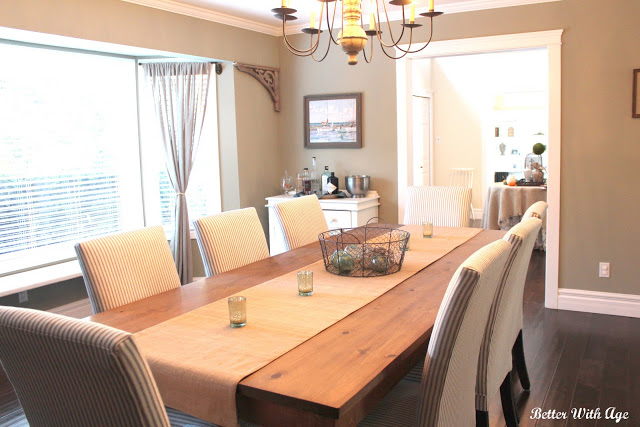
(0, 43, 143, 275)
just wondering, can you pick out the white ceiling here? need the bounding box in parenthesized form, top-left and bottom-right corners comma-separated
(122, 0, 561, 36)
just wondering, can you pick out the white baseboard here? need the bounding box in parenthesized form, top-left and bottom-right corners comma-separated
(557, 289, 640, 318)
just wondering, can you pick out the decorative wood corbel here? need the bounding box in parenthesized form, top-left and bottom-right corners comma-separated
(234, 63, 280, 112)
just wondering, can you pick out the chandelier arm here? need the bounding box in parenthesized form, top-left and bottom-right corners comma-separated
(378, 27, 412, 60)
(394, 18, 434, 54)
(312, 17, 333, 62)
(374, 0, 407, 48)
(363, 37, 374, 63)
(361, 14, 374, 64)
(326, 1, 340, 46)
(281, 17, 321, 55)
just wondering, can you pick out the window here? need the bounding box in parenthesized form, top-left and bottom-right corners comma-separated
(0, 42, 220, 277)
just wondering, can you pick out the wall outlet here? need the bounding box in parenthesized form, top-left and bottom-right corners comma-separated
(599, 262, 610, 278)
(18, 291, 28, 303)
(436, 137, 441, 144)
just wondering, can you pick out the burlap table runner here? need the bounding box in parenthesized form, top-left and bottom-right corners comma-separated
(134, 225, 482, 426)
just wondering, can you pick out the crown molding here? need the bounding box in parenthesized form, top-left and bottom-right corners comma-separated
(122, 0, 562, 37)
(120, 0, 281, 36)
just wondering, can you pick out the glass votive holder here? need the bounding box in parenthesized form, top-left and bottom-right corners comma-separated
(297, 271, 313, 296)
(228, 296, 247, 328)
(422, 222, 433, 238)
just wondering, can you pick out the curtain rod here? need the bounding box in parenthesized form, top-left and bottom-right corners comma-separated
(137, 61, 223, 75)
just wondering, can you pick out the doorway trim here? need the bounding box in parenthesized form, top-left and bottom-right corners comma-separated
(396, 29, 562, 309)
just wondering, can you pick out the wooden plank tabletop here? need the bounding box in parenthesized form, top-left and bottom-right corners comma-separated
(89, 229, 504, 426)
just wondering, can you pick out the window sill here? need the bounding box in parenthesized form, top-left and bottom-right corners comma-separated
(0, 234, 199, 298)
(0, 261, 82, 298)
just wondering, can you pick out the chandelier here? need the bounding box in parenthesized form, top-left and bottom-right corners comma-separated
(272, 0, 443, 65)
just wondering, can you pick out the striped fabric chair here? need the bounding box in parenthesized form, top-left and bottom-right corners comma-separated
(0, 307, 213, 427)
(272, 195, 329, 251)
(359, 239, 512, 427)
(475, 218, 542, 427)
(75, 226, 181, 314)
(194, 207, 270, 276)
(403, 186, 472, 227)
(523, 200, 548, 220)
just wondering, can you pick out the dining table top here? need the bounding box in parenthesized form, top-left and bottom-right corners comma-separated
(89, 227, 505, 426)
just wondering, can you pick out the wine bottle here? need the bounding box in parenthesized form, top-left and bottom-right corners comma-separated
(302, 168, 311, 195)
(321, 166, 331, 194)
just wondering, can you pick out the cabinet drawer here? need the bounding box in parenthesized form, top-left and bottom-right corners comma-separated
(323, 210, 352, 229)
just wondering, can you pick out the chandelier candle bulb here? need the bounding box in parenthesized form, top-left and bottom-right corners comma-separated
(410, 3, 415, 23)
(310, 11, 316, 29)
(370, 12, 375, 30)
(281, 0, 289, 7)
(429, 0, 434, 11)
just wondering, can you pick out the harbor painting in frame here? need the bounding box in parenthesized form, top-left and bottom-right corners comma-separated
(304, 93, 362, 148)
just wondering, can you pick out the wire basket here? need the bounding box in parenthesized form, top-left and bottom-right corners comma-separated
(318, 219, 410, 277)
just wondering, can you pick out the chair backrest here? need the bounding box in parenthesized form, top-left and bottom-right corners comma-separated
(404, 186, 472, 227)
(0, 307, 169, 427)
(417, 239, 511, 427)
(474, 217, 542, 411)
(272, 195, 329, 251)
(523, 200, 548, 220)
(449, 168, 474, 189)
(75, 226, 181, 314)
(194, 207, 270, 276)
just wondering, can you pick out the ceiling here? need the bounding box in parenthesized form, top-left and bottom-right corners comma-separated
(122, 0, 560, 36)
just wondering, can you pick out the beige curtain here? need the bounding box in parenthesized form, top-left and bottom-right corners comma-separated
(142, 62, 212, 285)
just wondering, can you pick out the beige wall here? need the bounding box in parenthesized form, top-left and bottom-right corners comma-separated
(278, 44, 398, 223)
(280, 0, 640, 296)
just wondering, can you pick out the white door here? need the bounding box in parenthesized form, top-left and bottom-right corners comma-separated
(412, 95, 433, 186)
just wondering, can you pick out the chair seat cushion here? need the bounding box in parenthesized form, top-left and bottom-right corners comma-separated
(166, 407, 218, 427)
(358, 379, 419, 427)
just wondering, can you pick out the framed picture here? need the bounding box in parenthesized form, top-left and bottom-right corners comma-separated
(633, 69, 640, 118)
(304, 93, 362, 148)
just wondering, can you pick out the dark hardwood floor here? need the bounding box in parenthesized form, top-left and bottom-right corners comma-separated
(0, 252, 638, 426)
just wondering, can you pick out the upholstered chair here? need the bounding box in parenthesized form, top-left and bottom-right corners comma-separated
(272, 195, 329, 251)
(193, 207, 270, 277)
(0, 307, 213, 427)
(450, 168, 475, 220)
(475, 217, 543, 427)
(75, 226, 180, 314)
(359, 239, 512, 427)
(403, 186, 473, 228)
(523, 200, 548, 220)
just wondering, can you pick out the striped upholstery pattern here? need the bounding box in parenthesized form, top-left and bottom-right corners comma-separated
(0, 307, 170, 427)
(403, 186, 472, 227)
(272, 195, 329, 251)
(359, 240, 510, 426)
(194, 208, 269, 276)
(475, 218, 542, 411)
(417, 239, 510, 427)
(75, 226, 181, 314)
(524, 200, 548, 220)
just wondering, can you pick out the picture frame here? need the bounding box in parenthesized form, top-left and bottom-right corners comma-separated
(633, 69, 640, 118)
(304, 93, 362, 148)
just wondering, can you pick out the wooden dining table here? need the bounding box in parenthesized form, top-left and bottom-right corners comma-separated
(89, 227, 504, 426)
